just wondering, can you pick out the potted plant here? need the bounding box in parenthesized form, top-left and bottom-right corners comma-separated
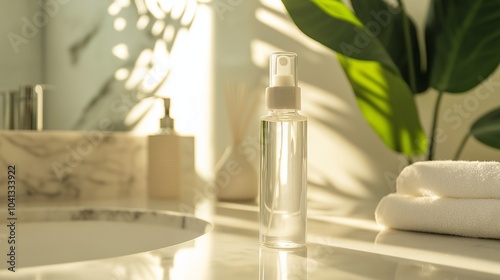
(281, 0, 500, 162)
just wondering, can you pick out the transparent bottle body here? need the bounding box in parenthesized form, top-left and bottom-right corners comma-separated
(260, 110, 307, 248)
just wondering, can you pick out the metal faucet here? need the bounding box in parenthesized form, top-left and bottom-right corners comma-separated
(1, 85, 44, 131)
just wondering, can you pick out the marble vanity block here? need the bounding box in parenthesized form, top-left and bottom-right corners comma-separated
(0, 131, 146, 201)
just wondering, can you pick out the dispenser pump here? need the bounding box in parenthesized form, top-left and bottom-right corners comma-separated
(159, 97, 174, 134)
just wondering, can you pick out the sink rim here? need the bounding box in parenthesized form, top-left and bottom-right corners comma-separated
(0, 206, 213, 271)
(4, 206, 212, 233)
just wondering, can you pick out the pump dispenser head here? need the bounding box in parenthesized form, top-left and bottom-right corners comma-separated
(266, 52, 301, 110)
(159, 97, 174, 131)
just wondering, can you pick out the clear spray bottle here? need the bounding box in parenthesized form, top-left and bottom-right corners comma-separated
(260, 52, 307, 248)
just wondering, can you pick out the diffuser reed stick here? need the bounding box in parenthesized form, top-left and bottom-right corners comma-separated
(224, 83, 259, 145)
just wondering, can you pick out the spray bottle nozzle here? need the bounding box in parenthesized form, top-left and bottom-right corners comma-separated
(270, 52, 298, 87)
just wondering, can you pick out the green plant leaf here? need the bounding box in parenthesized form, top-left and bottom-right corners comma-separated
(338, 55, 427, 157)
(471, 107, 500, 149)
(351, 0, 428, 93)
(426, 0, 500, 93)
(281, 0, 428, 156)
(281, 0, 396, 69)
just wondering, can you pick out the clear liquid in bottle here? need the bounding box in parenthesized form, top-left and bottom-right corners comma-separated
(260, 111, 307, 248)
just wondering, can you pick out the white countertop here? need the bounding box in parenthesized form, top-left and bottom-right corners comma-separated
(2, 196, 500, 280)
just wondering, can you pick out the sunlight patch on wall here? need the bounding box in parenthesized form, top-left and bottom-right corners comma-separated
(114, 17, 127, 31)
(181, 0, 197, 26)
(259, 0, 287, 14)
(151, 19, 166, 36)
(171, 0, 187, 21)
(125, 49, 152, 90)
(145, 0, 166, 19)
(250, 39, 285, 69)
(108, 2, 123, 16)
(163, 24, 175, 42)
(103, 0, 214, 178)
(255, 7, 330, 54)
(302, 80, 382, 199)
(115, 68, 130, 80)
(112, 43, 130, 60)
(136, 14, 150, 29)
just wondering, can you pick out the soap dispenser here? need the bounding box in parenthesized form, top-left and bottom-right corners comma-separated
(147, 98, 195, 199)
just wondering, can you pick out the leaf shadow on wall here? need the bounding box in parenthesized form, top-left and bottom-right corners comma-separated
(71, 0, 198, 131)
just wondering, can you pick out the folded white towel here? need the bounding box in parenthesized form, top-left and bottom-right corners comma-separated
(397, 161, 500, 199)
(375, 194, 500, 239)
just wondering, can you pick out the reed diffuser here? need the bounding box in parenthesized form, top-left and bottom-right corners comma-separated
(215, 83, 259, 201)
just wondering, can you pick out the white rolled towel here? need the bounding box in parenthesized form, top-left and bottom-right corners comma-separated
(397, 161, 500, 199)
(375, 194, 500, 239)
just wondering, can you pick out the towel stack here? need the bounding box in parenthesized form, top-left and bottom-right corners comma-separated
(375, 161, 500, 239)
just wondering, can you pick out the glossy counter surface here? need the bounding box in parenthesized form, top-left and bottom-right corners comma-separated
(1, 198, 500, 280)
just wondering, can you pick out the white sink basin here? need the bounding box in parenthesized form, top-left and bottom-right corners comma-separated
(0, 207, 211, 269)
